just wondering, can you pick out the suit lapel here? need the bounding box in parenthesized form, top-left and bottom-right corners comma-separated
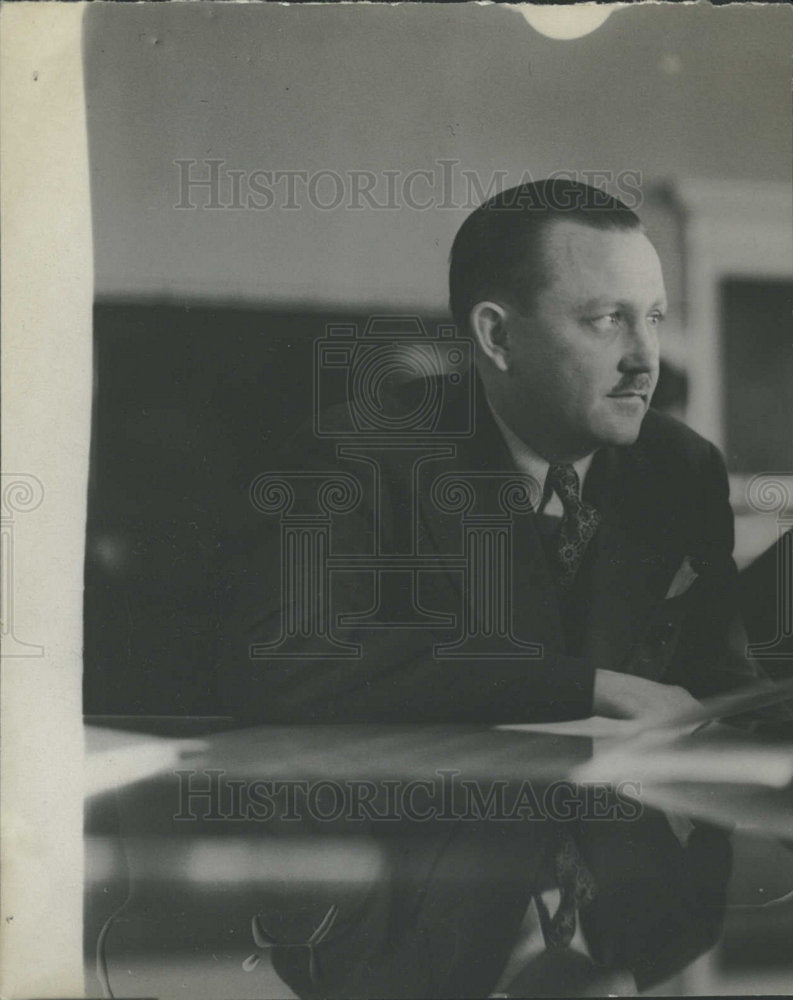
(416, 377, 566, 655)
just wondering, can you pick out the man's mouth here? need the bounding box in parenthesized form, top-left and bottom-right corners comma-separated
(607, 391, 647, 401)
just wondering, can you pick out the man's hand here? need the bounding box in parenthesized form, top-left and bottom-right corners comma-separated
(594, 669, 701, 723)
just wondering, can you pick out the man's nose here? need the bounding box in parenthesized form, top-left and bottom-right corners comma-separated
(618, 319, 659, 372)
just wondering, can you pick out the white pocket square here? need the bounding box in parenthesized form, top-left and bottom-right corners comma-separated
(665, 555, 699, 599)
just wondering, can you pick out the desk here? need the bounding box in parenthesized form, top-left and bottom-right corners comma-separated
(84, 718, 793, 999)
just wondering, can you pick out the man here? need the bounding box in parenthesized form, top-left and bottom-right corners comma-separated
(218, 180, 758, 995)
(222, 180, 758, 724)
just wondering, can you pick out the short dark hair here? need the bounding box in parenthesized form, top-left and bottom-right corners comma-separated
(448, 179, 643, 331)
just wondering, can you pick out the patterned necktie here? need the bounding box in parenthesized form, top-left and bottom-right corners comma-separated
(544, 463, 601, 590)
(534, 834, 597, 950)
(532, 463, 600, 950)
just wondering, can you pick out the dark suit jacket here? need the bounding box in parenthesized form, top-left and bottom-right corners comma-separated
(218, 373, 759, 724)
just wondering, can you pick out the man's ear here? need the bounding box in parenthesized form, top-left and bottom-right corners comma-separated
(470, 301, 511, 373)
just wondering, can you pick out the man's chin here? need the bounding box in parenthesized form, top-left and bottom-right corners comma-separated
(594, 415, 646, 448)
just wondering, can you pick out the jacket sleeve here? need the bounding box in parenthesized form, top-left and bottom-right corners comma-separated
(215, 501, 596, 725)
(667, 443, 793, 726)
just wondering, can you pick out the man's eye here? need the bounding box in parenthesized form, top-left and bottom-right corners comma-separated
(647, 312, 666, 327)
(590, 313, 622, 331)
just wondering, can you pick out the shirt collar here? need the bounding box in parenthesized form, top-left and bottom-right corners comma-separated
(488, 401, 595, 512)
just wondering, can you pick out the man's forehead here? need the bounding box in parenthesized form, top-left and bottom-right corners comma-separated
(539, 218, 665, 299)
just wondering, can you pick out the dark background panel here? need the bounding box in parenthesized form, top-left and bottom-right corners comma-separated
(86, 302, 335, 715)
(722, 279, 793, 474)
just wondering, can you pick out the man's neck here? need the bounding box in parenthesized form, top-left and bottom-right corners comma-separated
(486, 396, 596, 511)
(485, 394, 596, 467)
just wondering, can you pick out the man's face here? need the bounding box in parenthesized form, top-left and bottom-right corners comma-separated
(502, 219, 666, 461)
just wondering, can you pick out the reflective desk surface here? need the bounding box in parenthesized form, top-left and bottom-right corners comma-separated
(84, 717, 793, 999)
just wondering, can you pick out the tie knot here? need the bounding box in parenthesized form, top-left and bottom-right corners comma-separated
(546, 463, 581, 511)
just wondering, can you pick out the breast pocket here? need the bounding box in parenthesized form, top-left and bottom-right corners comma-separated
(622, 591, 695, 681)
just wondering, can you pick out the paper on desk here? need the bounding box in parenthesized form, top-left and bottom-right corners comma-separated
(496, 716, 643, 739)
(572, 740, 793, 789)
(624, 779, 793, 839)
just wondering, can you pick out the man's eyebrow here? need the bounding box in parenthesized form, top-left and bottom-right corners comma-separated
(577, 297, 668, 312)
(575, 297, 626, 312)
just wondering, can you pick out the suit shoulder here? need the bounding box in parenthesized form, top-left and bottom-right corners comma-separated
(624, 411, 732, 553)
(637, 408, 721, 471)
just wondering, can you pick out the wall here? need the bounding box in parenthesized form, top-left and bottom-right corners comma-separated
(84, 3, 793, 309)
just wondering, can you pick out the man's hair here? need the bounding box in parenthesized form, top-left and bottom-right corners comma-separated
(448, 179, 643, 331)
